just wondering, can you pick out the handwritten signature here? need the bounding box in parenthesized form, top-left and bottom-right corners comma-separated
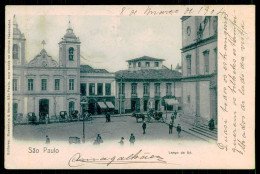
(68, 149, 168, 167)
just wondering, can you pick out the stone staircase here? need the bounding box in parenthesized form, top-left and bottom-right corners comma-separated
(188, 124, 217, 141)
(179, 114, 217, 142)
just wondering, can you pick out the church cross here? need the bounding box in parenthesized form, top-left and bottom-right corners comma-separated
(41, 40, 46, 49)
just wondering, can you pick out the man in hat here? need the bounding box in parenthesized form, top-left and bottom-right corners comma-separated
(46, 135, 50, 144)
(142, 121, 147, 134)
(169, 121, 173, 134)
(119, 137, 124, 146)
(177, 124, 182, 138)
(129, 133, 135, 145)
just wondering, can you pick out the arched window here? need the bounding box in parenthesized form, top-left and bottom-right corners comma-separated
(69, 47, 74, 61)
(69, 101, 75, 116)
(13, 44, 19, 59)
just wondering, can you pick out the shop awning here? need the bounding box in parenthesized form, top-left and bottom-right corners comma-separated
(165, 98, 179, 105)
(106, 102, 114, 109)
(97, 102, 107, 109)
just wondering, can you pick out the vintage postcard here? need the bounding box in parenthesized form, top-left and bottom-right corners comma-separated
(4, 5, 255, 169)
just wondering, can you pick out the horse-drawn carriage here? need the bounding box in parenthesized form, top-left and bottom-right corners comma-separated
(69, 110, 79, 121)
(27, 112, 37, 124)
(59, 111, 68, 122)
(147, 109, 164, 122)
(132, 112, 145, 123)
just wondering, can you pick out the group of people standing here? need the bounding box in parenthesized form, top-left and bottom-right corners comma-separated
(168, 110, 182, 137)
(93, 133, 136, 146)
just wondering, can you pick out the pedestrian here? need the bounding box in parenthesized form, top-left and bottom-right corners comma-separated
(46, 135, 50, 144)
(97, 134, 103, 144)
(105, 112, 109, 122)
(169, 121, 173, 134)
(45, 114, 49, 124)
(119, 137, 124, 146)
(108, 112, 111, 122)
(171, 113, 175, 124)
(129, 133, 135, 145)
(142, 121, 147, 134)
(174, 110, 178, 119)
(177, 124, 182, 138)
(194, 113, 200, 126)
(208, 119, 215, 130)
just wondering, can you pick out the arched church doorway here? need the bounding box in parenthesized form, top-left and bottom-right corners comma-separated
(39, 99, 49, 120)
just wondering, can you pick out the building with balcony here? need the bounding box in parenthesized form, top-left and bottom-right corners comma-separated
(115, 56, 182, 114)
(80, 65, 116, 115)
(181, 16, 218, 124)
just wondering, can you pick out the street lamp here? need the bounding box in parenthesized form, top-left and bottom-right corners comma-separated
(119, 74, 123, 116)
(80, 100, 88, 143)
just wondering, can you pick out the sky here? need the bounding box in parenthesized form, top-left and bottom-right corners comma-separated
(16, 15, 182, 72)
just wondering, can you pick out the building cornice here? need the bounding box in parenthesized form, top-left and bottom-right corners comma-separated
(181, 35, 217, 53)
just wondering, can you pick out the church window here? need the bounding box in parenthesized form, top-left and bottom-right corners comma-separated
(69, 101, 75, 116)
(69, 79, 74, 90)
(41, 79, 47, 91)
(186, 55, 191, 76)
(203, 50, 210, 74)
(28, 79, 34, 91)
(55, 79, 60, 90)
(13, 44, 19, 59)
(69, 47, 74, 61)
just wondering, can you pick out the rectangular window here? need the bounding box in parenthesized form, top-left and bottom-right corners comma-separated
(55, 79, 60, 90)
(143, 83, 149, 95)
(138, 62, 141, 67)
(28, 79, 33, 91)
(118, 83, 125, 95)
(41, 79, 47, 91)
(155, 83, 160, 94)
(69, 79, 74, 90)
(105, 83, 111, 95)
(80, 83, 86, 95)
(187, 95, 190, 103)
(133, 62, 136, 68)
(186, 55, 191, 76)
(204, 50, 210, 74)
(146, 62, 150, 67)
(155, 62, 159, 67)
(13, 79, 18, 91)
(97, 83, 103, 95)
(89, 83, 95, 95)
(131, 83, 137, 94)
(166, 83, 172, 94)
(129, 63, 132, 68)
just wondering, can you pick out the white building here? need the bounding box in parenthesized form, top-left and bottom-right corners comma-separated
(115, 56, 182, 114)
(12, 16, 116, 123)
(181, 16, 218, 123)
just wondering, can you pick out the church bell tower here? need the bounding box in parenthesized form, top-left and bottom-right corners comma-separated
(58, 20, 81, 68)
(13, 15, 26, 66)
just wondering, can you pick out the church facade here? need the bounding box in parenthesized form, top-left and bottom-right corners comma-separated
(13, 17, 81, 122)
(181, 16, 218, 124)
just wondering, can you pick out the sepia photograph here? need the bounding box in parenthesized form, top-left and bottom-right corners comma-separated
(5, 5, 255, 169)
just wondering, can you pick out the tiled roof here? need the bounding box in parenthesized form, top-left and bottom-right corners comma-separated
(80, 65, 109, 73)
(115, 69, 182, 80)
(126, 56, 165, 62)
